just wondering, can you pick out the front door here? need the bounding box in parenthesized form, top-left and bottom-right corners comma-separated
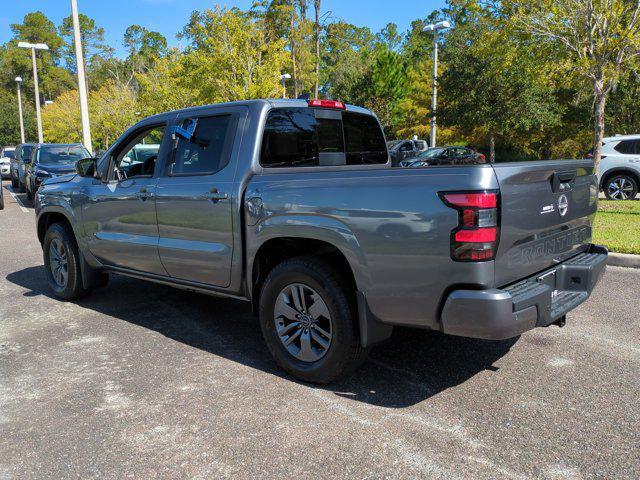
(155, 108, 243, 287)
(82, 123, 170, 275)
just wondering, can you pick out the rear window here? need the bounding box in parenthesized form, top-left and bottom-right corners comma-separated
(260, 108, 388, 168)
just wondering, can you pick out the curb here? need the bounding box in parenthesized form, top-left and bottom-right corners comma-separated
(608, 252, 640, 269)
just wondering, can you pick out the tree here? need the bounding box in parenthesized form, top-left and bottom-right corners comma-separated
(41, 89, 82, 144)
(58, 13, 112, 75)
(513, 0, 640, 169)
(440, 1, 562, 161)
(124, 25, 168, 74)
(1, 12, 73, 99)
(0, 91, 36, 145)
(146, 7, 287, 109)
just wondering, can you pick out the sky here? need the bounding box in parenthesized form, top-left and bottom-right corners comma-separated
(0, 0, 447, 57)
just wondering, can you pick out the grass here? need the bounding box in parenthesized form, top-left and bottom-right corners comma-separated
(593, 200, 640, 255)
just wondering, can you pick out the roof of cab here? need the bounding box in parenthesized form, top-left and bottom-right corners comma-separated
(142, 98, 376, 121)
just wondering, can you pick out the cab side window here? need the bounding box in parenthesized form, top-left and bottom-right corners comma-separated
(111, 126, 165, 180)
(168, 115, 235, 176)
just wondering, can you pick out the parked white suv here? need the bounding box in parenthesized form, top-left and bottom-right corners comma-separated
(590, 135, 640, 200)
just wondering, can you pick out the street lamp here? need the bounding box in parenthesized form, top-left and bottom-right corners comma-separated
(17, 41, 49, 143)
(423, 20, 450, 148)
(15, 76, 25, 143)
(280, 73, 292, 99)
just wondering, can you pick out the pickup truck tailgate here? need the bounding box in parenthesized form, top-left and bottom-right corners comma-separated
(492, 159, 598, 287)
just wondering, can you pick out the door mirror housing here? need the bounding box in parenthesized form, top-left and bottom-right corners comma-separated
(76, 157, 98, 177)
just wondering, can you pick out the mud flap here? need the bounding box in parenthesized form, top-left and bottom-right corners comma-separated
(357, 291, 393, 348)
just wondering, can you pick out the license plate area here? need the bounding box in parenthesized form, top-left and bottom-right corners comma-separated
(536, 269, 558, 297)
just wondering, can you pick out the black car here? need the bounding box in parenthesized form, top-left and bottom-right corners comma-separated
(10, 143, 35, 192)
(24, 143, 90, 200)
(387, 139, 428, 166)
(400, 146, 486, 167)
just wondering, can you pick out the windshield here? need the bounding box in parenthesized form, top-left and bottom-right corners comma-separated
(419, 148, 445, 159)
(2, 149, 15, 159)
(387, 140, 402, 149)
(37, 145, 90, 164)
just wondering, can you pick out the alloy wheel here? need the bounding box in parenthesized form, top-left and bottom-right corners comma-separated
(607, 177, 634, 200)
(49, 238, 69, 288)
(274, 283, 333, 362)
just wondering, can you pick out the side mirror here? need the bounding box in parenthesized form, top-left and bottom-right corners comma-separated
(76, 157, 98, 177)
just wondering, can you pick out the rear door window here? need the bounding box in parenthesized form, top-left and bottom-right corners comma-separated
(260, 108, 388, 168)
(169, 115, 236, 175)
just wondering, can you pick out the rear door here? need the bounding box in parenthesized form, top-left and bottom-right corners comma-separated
(492, 159, 597, 286)
(155, 106, 245, 287)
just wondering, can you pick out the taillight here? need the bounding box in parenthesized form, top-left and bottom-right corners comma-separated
(308, 99, 346, 109)
(440, 190, 500, 262)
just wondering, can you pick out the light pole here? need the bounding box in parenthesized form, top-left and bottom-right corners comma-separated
(423, 21, 450, 148)
(15, 77, 25, 144)
(280, 73, 292, 99)
(17, 41, 49, 143)
(71, 0, 92, 153)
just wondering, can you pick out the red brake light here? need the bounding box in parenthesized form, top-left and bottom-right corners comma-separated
(454, 227, 497, 243)
(308, 99, 346, 109)
(439, 190, 500, 262)
(443, 192, 497, 208)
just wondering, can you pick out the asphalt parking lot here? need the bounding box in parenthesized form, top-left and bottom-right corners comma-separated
(1, 179, 639, 479)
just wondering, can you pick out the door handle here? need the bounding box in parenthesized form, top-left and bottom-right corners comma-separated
(201, 188, 229, 202)
(136, 187, 155, 201)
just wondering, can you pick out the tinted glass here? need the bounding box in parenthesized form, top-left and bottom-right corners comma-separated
(37, 145, 90, 164)
(261, 108, 387, 167)
(317, 118, 344, 153)
(20, 145, 34, 161)
(3, 149, 15, 159)
(420, 148, 445, 158)
(342, 112, 388, 165)
(261, 108, 320, 167)
(170, 115, 233, 175)
(614, 140, 640, 155)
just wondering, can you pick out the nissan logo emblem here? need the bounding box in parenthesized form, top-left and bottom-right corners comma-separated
(558, 194, 569, 217)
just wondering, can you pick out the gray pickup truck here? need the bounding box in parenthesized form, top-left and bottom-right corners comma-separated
(35, 99, 607, 383)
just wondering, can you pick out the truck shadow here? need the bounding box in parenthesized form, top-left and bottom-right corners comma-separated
(6, 266, 517, 408)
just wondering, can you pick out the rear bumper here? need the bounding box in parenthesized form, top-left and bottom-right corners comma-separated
(440, 245, 608, 340)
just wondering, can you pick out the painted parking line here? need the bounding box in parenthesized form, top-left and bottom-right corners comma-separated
(4, 184, 29, 213)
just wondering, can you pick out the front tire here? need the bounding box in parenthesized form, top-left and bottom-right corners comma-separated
(11, 173, 18, 189)
(259, 257, 367, 384)
(604, 174, 638, 200)
(43, 223, 91, 300)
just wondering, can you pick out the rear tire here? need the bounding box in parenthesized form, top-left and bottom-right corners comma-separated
(604, 174, 638, 200)
(259, 256, 367, 384)
(18, 178, 25, 193)
(43, 223, 92, 300)
(11, 173, 18, 189)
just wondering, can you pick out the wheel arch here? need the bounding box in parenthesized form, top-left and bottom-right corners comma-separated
(250, 236, 360, 314)
(599, 167, 640, 191)
(37, 207, 76, 245)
